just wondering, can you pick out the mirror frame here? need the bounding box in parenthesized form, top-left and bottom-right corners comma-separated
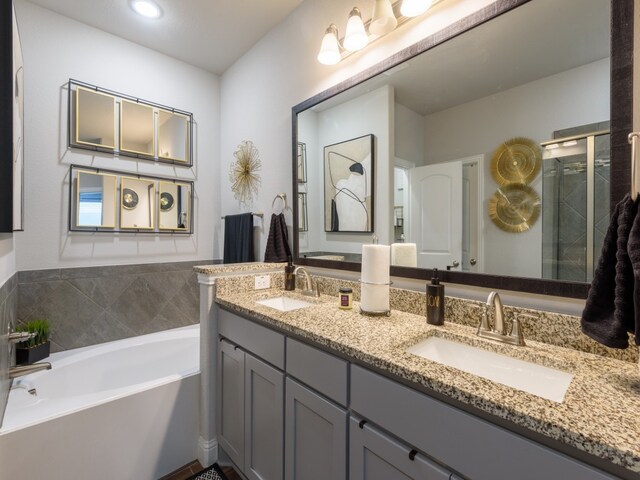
(291, 0, 633, 299)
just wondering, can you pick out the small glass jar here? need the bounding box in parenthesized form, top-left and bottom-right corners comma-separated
(339, 287, 353, 310)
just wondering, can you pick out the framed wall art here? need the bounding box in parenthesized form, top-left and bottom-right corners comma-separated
(324, 134, 374, 233)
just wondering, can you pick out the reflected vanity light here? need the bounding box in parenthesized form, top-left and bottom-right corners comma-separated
(130, 0, 162, 19)
(317, 0, 437, 65)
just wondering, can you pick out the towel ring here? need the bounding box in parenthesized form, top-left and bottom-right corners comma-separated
(272, 193, 287, 213)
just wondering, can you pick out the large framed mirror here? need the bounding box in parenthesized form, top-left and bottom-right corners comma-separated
(75, 86, 116, 150)
(292, 0, 632, 298)
(120, 99, 155, 157)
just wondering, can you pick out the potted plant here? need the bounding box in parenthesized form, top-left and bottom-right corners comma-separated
(15, 318, 51, 365)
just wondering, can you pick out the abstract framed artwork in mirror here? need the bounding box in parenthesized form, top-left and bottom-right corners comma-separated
(158, 181, 191, 231)
(158, 109, 190, 163)
(120, 99, 155, 157)
(75, 86, 116, 150)
(120, 177, 155, 230)
(292, 0, 632, 298)
(68, 79, 194, 166)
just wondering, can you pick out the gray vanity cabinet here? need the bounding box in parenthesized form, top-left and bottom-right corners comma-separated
(284, 378, 347, 480)
(349, 417, 451, 480)
(217, 339, 284, 480)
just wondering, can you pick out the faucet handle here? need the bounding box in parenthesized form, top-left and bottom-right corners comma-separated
(509, 318, 526, 346)
(9, 331, 36, 343)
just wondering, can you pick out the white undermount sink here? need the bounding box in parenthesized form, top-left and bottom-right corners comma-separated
(406, 336, 573, 403)
(256, 296, 313, 312)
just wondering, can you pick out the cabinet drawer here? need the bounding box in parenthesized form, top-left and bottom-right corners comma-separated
(350, 365, 616, 480)
(219, 309, 285, 369)
(286, 338, 348, 406)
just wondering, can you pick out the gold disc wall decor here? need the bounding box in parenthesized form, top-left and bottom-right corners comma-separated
(490, 137, 541, 185)
(229, 140, 262, 205)
(488, 184, 541, 233)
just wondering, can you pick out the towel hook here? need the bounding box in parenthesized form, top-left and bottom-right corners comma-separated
(628, 132, 640, 201)
(272, 193, 287, 213)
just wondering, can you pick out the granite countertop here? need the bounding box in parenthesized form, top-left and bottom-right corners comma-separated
(194, 262, 285, 275)
(215, 284, 640, 476)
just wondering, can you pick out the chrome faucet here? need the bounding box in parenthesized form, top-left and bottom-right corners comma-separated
(7, 326, 52, 379)
(293, 266, 319, 297)
(477, 291, 526, 346)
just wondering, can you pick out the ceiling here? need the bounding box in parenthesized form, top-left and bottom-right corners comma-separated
(25, 0, 304, 74)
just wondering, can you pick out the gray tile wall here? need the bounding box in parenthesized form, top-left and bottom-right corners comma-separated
(0, 273, 18, 428)
(17, 260, 213, 353)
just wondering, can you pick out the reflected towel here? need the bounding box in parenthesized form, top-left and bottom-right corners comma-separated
(223, 213, 254, 264)
(581, 194, 638, 348)
(264, 213, 291, 262)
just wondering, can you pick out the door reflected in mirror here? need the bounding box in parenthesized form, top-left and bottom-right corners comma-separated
(158, 109, 189, 162)
(158, 181, 191, 231)
(76, 171, 117, 228)
(120, 177, 155, 229)
(75, 87, 116, 149)
(120, 99, 155, 156)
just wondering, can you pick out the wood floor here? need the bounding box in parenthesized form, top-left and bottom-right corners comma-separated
(160, 460, 242, 480)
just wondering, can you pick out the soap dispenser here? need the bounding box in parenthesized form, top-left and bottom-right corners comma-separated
(284, 257, 295, 291)
(426, 268, 445, 325)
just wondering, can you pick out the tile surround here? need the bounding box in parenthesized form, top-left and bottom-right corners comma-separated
(17, 261, 209, 352)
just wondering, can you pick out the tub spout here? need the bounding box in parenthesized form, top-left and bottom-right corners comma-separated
(9, 362, 51, 379)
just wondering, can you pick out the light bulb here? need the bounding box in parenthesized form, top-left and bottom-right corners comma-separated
(400, 0, 433, 17)
(370, 0, 397, 36)
(317, 25, 341, 65)
(343, 7, 368, 52)
(130, 0, 162, 19)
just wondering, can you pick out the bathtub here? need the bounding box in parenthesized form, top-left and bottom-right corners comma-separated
(0, 324, 200, 480)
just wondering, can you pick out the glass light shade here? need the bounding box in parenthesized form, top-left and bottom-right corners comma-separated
(343, 7, 369, 52)
(317, 25, 341, 65)
(130, 0, 162, 18)
(400, 0, 434, 17)
(370, 0, 398, 36)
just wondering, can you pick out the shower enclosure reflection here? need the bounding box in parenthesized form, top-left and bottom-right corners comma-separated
(542, 128, 610, 282)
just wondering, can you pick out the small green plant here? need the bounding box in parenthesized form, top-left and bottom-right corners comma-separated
(16, 318, 50, 348)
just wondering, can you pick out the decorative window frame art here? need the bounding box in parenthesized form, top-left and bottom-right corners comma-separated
(324, 134, 374, 233)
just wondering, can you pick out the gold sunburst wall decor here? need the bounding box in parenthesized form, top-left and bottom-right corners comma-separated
(488, 183, 541, 233)
(229, 140, 261, 205)
(490, 137, 542, 185)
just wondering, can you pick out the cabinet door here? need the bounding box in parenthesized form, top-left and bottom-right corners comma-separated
(244, 353, 284, 480)
(349, 417, 451, 480)
(285, 378, 347, 480)
(218, 339, 245, 468)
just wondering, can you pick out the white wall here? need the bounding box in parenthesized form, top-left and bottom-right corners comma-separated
(219, 0, 496, 260)
(0, 236, 16, 286)
(395, 102, 425, 166)
(14, 1, 220, 270)
(422, 58, 609, 277)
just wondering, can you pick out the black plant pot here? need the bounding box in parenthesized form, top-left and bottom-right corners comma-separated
(15, 341, 51, 365)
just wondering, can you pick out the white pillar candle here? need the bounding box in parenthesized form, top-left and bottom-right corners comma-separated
(391, 243, 417, 268)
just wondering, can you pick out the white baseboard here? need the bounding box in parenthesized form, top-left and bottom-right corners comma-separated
(198, 436, 218, 467)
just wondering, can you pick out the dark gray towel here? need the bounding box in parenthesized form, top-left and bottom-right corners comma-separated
(581, 194, 638, 348)
(264, 213, 291, 263)
(223, 213, 254, 264)
(628, 196, 640, 346)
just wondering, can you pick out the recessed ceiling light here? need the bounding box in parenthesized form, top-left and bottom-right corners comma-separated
(130, 0, 162, 19)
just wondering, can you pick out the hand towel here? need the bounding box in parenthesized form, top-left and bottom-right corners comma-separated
(264, 213, 291, 262)
(581, 194, 638, 348)
(627, 196, 640, 346)
(223, 213, 254, 264)
(361, 244, 390, 313)
(391, 243, 417, 267)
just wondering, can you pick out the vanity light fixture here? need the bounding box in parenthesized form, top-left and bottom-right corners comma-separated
(317, 0, 438, 65)
(400, 0, 434, 17)
(130, 0, 162, 19)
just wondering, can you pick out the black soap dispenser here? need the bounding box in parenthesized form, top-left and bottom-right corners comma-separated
(426, 268, 445, 325)
(284, 257, 295, 291)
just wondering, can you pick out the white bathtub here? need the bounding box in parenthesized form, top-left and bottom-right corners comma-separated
(0, 325, 200, 480)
